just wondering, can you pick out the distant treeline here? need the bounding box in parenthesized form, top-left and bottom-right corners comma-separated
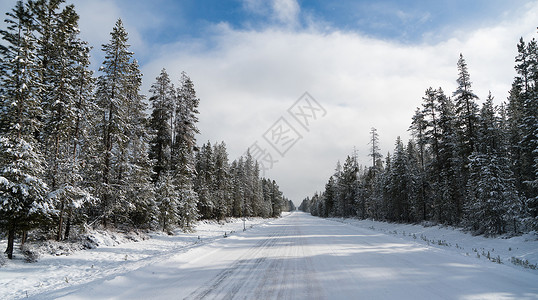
(301, 40, 537, 236)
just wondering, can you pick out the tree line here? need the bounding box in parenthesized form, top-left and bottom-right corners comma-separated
(300, 40, 537, 236)
(0, 0, 289, 260)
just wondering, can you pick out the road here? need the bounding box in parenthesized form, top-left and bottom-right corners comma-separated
(39, 212, 538, 300)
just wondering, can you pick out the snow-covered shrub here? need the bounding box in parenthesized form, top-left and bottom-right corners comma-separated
(21, 245, 40, 263)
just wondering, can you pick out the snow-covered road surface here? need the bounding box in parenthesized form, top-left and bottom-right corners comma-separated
(33, 212, 538, 299)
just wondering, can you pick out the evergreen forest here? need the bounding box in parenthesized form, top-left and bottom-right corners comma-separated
(0, 0, 292, 260)
(300, 47, 537, 237)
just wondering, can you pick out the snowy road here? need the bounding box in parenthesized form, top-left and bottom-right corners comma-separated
(36, 212, 538, 299)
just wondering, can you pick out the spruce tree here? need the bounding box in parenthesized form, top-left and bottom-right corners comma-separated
(436, 89, 463, 224)
(339, 155, 359, 217)
(368, 127, 382, 172)
(465, 93, 520, 235)
(453, 54, 480, 156)
(120, 59, 155, 228)
(213, 142, 232, 220)
(0, 1, 50, 258)
(409, 108, 428, 221)
(508, 37, 538, 230)
(29, 0, 95, 240)
(173, 72, 200, 230)
(148, 69, 175, 183)
(93, 19, 141, 227)
(195, 141, 215, 219)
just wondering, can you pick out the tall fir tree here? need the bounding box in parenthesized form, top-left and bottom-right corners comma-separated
(173, 72, 200, 230)
(409, 108, 428, 220)
(453, 54, 480, 156)
(508, 37, 538, 230)
(213, 142, 232, 220)
(93, 19, 145, 227)
(195, 141, 215, 219)
(29, 0, 95, 240)
(148, 69, 175, 183)
(119, 59, 155, 228)
(465, 93, 520, 235)
(0, 1, 51, 258)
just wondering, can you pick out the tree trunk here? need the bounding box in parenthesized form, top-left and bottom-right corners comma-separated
(64, 208, 72, 240)
(57, 198, 65, 241)
(5, 227, 15, 259)
(20, 231, 27, 249)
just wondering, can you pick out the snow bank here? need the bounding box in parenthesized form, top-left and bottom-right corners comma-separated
(0, 216, 277, 299)
(330, 218, 538, 271)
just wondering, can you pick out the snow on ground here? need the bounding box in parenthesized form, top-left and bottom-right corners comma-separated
(330, 218, 538, 271)
(0, 216, 277, 300)
(1, 212, 537, 300)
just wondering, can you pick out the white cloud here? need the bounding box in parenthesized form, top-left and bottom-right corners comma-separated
(272, 0, 300, 26)
(242, 0, 300, 27)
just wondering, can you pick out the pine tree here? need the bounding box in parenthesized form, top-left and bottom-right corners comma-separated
(368, 127, 382, 172)
(270, 180, 283, 218)
(453, 53, 480, 156)
(148, 69, 174, 183)
(465, 92, 520, 235)
(119, 59, 155, 228)
(508, 37, 538, 230)
(231, 159, 244, 218)
(339, 155, 359, 217)
(436, 89, 464, 224)
(406, 140, 423, 222)
(0, 1, 50, 258)
(29, 0, 95, 240)
(93, 19, 139, 227)
(173, 72, 200, 230)
(195, 141, 215, 219)
(387, 137, 410, 222)
(409, 108, 428, 220)
(213, 142, 232, 220)
(323, 176, 337, 217)
(155, 171, 179, 233)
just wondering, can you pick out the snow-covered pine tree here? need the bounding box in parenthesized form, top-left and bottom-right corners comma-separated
(148, 69, 175, 183)
(519, 39, 538, 230)
(173, 72, 200, 231)
(251, 161, 264, 217)
(409, 107, 429, 220)
(213, 142, 232, 220)
(93, 19, 138, 228)
(436, 89, 464, 224)
(332, 160, 344, 216)
(155, 171, 180, 233)
(269, 179, 283, 218)
(29, 0, 95, 240)
(195, 141, 215, 219)
(465, 93, 520, 235)
(386, 137, 410, 222)
(453, 54, 480, 156)
(507, 37, 538, 230)
(120, 59, 156, 228)
(405, 140, 424, 222)
(339, 155, 359, 217)
(230, 159, 244, 218)
(368, 127, 382, 172)
(0, 1, 51, 258)
(421, 88, 441, 174)
(323, 176, 337, 218)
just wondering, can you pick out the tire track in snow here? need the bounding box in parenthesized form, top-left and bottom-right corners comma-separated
(185, 228, 285, 300)
(186, 215, 325, 300)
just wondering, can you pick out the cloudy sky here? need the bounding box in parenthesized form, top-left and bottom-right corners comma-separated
(2, 0, 537, 204)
